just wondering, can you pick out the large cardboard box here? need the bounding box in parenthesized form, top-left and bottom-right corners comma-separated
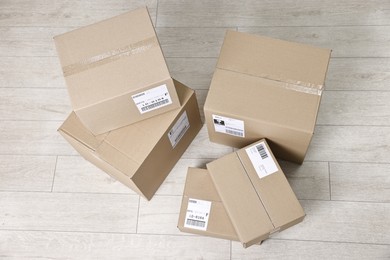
(58, 80, 202, 200)
(54, 7, 180, 135)
(178, 168, 239, 241)
(206, 139, 305, 248)
(204, 30, 331, 163)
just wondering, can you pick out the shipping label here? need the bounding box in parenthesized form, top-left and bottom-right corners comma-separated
(245, 141, 278, 178)
(168, 111, 190, 148)
(132, 84, 172, 114)
(184, 198, 212, 231)
(212, 114, 245, 137)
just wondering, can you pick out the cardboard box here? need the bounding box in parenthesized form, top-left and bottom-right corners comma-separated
(204, 30, 331, 163)
(178, 167, 239, 241)
(58, 79, 202, 200)
(54, 7, 180, 135)
(206, 139, 305, 248)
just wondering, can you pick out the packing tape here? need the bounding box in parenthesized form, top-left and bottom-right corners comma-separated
(62, 36, 159, 77)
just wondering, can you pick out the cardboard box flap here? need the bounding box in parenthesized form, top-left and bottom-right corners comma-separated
(217, 30, 331, 92)
(236, 141, 305, 229)
(178, 168, 238, 241)
(103, 79, 194, 164)
(58, 112, 106, 150)
(54, 7, 171, 109)
(207, 152, 274, 247)
(207, 69, 321, 133)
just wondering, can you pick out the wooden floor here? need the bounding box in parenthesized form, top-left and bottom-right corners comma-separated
(1, 0, 390, 259)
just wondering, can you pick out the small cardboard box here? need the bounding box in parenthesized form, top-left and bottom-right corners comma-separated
(206, 139, 305, 248)
(54, 7, 180, 135)
(178, 167, 239, 241)
(58, 80, 202, 200)
(204, 30, 331, 163)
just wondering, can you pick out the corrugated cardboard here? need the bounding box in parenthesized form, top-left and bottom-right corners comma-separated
(177, 168, 239, 241)
(206, 139, 305, 248)
(58, 79, 202, 200)
(54, 7, 180, 135)
(204, 30, 331, 163)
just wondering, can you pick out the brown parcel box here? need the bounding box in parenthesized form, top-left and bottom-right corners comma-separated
(54, 7, 180, 135)
(204, 30, 331, 163)
(178, 168, 239, 241)
(207, 139, 305, 248)
(58, 80, 202, 200)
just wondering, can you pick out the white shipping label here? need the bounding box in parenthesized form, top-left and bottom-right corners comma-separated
(132, 84, 172, 114)
(184, 198, 212, 231)
(168, 111, 190, 148)
(212, 114, 245, 137)
(245, 141, 278, 178)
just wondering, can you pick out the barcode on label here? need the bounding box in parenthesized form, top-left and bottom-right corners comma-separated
(226, 129, 244, 137)
(256, 144, 268, 159)
(141, 99, 169, 112)
(186, 219, 206, 228)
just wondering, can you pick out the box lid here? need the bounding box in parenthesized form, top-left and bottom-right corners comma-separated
(58, 79, 194, 178)
(218, 30, 331, 92)
(54, 7, 170, 110)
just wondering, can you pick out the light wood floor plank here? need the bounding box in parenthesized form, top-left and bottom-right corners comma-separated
(182, 124, 234, 159)
(53, 156, 134, 194)
(0, 88, 70, 121)
(330, 162, 390, 202)
(307, 125, 390, 163)
(232, 239, 390, 260)
(0, 121, 75, 155)
(280, 161, 330, 200)
(0, 155, 56, 192)
(0, 230, 230, 260)
(0, 0, 157, 26)
(0, 192, 139, 233)
(157, 0, 390, 27)
(157, 27, 234, 58)
(238, 26, 390, 58)
(326, 58, 390, 91)
(195, 89, 207, 122)
(275, 200, 390, 245)
(317, 90, 390, 126)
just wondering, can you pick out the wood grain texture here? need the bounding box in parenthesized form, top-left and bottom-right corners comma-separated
(157, 0, 390, 27)
(195, 89, 208, 122)
(0, 155, 56, 192)
(0, 192, 139, 233)
(0, 0, 157, 26)
(157, 27, 234, 58)
(238, 26, 390, 58)
(306, 125, 390, 163)
(275, 200, 390, 245)
(280, 161, 330, 200)
(317, 90, 390, 126)
(53, 155, 134, 194)
(0, 230, 230, 260)
(326, 58, 390, 91)
(0, 57, 65, 88)
(232, 239, 390, 260)
(137, 195, 182, 235)
(0, 121, 75, 155)
(0, 88, 70, 121)
(330, 162, 390, 202)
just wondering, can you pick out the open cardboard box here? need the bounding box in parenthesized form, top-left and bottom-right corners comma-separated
(204, 30, 331, 163)
(54, 7, 180, 134)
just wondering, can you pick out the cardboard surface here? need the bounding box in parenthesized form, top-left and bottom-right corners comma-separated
(54, 7, 180, 134)
(206, 139, 305, 248)
(204, 30, 331, 163)
(178, 168, 239, 241)
(58, 80, 202, 200)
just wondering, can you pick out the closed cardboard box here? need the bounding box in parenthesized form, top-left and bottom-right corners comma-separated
(206, 139, 305, 248)
(178, 167, 239, 241)
(58, 80, 202, 200)
(54, 7, 180, 135)
(204, 30, 331, 163)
